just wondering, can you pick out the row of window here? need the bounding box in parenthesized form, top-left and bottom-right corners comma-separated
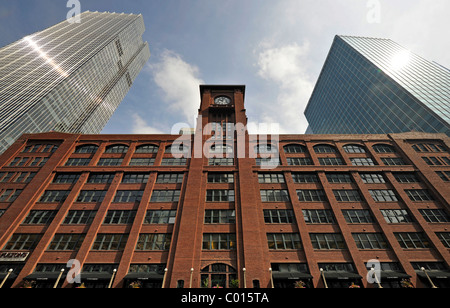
(5, 231, 449, 251)
(15, 207, 449, 231)
(260, 188, 435, 203)
(22, 141, 447, 157)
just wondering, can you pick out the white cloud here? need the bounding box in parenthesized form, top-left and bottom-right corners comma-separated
(256, 42, 314, 134)
(131, 114, 165, 135)
(150, 50, 204, 125)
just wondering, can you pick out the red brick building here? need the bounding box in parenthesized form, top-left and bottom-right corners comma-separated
(0, 85, 449, 288)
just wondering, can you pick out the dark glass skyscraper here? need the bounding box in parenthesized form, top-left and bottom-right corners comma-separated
(304, 35, 450, 136)
(0, 11, 150, 153)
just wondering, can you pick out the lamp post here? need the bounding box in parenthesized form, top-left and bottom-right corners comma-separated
(162, 268, 168, 288)
(108, 269, 117, 289)
(53, 268, 65, 288)
(370, 267, 383, 288)
(269, 268, 274, 289)
(243, 268, 246, 289)
(320, 268, 328, 289)
(421, 267, 438, 288)
(189, 268, 194, 288)
(0, 269, 13, 288)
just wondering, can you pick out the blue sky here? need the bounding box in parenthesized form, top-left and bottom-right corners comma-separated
(0, 0, 449, 135)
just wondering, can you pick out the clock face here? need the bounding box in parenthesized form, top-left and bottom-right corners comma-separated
(214, 96, 231, 105)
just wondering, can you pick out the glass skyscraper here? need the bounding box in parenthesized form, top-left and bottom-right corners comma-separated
(304, 35, 450, 136)
(0, 11, 150, 153)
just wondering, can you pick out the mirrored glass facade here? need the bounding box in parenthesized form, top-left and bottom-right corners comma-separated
(0, 11, 150, 153)
(305, 35, 450, 136)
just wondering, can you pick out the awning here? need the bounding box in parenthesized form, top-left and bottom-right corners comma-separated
(380, 271, 411, 280)
(0, 272, 18, 280)
(272, 272, 313, 280)
(417, 271, 450, 279)
(321, 272, 362, 280)
(25, 273, 65, 281)
(124, 272, 164, 281)
(79, 273, 113, 281)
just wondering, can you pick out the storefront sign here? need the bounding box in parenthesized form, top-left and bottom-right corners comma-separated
(0, 252, 29, 262)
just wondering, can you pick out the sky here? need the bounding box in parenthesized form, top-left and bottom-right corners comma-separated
(0, 0, 449, 135)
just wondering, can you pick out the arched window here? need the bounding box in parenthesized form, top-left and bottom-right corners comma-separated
(200, 263, 237, 288)
(313, 144, 336, 153)
(74, 144, 99, 154)
(135, 144, 159, 154)
(255, 144, 278, 154)
(373, 144, 396, 153)
(284, 144, 307, 153)
(105, 144, 129, 154)
(343, 144, 366, 153)
(210, 144, 234, 154)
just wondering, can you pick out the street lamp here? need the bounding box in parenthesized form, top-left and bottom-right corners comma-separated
(53, 268, 65, 288)
(421, 267, 438, 288)
(320, 268, 328, 289)
(0, 269, 13, 289)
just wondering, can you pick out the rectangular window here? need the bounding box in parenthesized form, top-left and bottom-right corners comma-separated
(203, 234, 236, 250)
(360, 173, 385, 184)
(405, 190, 434, 202)
(103, 210, 136, 224)
(302, 209, 335, 224)
(40, 190, 70, 203)
(129, 158, 155, 166)
(48, 234, 85, 251)
(296, 190, 326, 202)
(260, 189, 290, 202)
(310, 233, 346, 250)
(208, 158, 234, 166)
(53, 173, 81, 184)
(342, 210, 374, 224)
(264, 209, 295, 224)
(267, 233, 302, 250)
(150, 190, 181, 202)
(113, 190, 144, 203)
(393, 173, 420, 183)
(381, 209, 413, 223)
(258, 173, 285, 183)
(144, 210, 177, 224)
(435, 171, 450, 182)
(369, 190, 398, 202)
(63, 210, 97, 225)
(286, 158, 313, 166)
(206, 190, 235, 202)
(122, 173, 150, 184)
(23, 211, 57, 225)
(205, 210, 236, 224)
(136, 234, 172, 251)
(65, 158, 91, 166)
(87, 173, 115, 183)
(350, 158, 375, 166)
(77, 190, 107, 203)
(161, 158, 187, 166)
(92, 234, 129, 251)
(382, 158, 407, 166)
(318, 158, 345, 166)
(0, 189, 23, 202)
(326, 173, 352, 183)
(333, 190, 362, 202)
(97, 158, 123, 166)
(292, 173, 319, 183)
(157, 173, 184, 184)
(395, 232, 430, 249)
(352, 233, 388, 249)
(436, 233, 450, 248)
(419, 209, 450, 223)
(3, 234, 43, 250)
(14, 172, 36, 183)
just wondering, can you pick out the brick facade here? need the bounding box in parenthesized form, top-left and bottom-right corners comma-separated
(0, 85, 449, 288)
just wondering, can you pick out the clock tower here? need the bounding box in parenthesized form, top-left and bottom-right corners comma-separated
(168, 85, 271, 288)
